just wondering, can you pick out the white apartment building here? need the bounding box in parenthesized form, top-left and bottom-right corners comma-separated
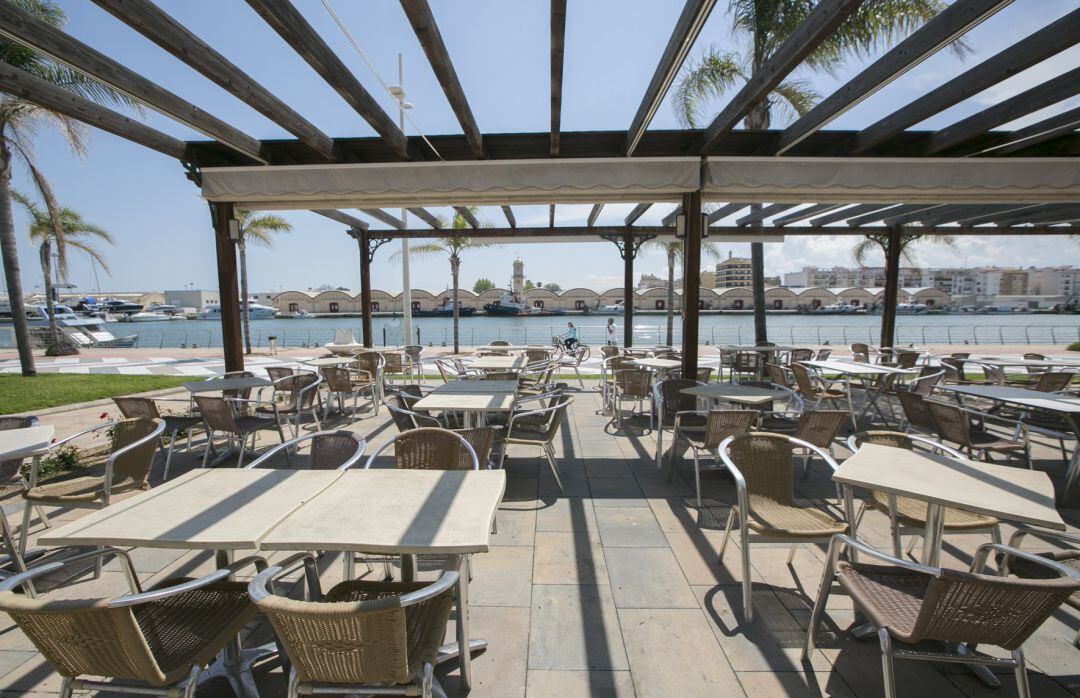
(784, 265, 1079, 300)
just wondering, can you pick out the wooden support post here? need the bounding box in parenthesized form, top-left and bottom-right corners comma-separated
(880, 227, 902, 349)
(211, 202, 243, 373)
(623, 231, 634, 347)
(351, 228, 374, 348)
(681, 192, 702, 377)
(751, 239, 767, 344)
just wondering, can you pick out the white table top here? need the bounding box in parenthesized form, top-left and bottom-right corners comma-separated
(939, 384, 1080, 414)
(970, 356, 1080, 369)
(431, 380, 520, 394)
(413, 392, 517, 413)
(715, 344, 804, 353)
(0, 425, 54, 460)
(475, 345, 537, 352)
(39, 469, 341, 550)
(262, 469, 506, 555)
(468, 356, 525, 370)
(834, 443, 1064, 530)
(632, 358, 682, 370)
(302, 356, 356, 367)
(183, 376, 273, 393)
(801, 359, 912, 376)
(681, 384, 778, 405)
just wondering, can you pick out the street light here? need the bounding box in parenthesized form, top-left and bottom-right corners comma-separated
(391, 54, 416, 346)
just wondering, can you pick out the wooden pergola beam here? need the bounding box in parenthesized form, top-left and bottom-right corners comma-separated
(454, 206, 480, 229)
(844, 203, 920, 227)
(314, 209, 369, 229)
(707, 203, 746, 223)
(400, 0, 484, 159)
(879, 204, 948, 226)
(736, 203, 795, 226)
(990, 205, 1080, 226)
(245, 0, 409, 160)
(408, 207, 443, 228)
(851, 8, 1080, 153)
(0, 1, 265, 162)
(377, 226, 669, 239)
(550, 0, 566, 156)
(955, 204, 1040, 226)
(926, 66, 1080, 154)
(661, 206, 682, 227)
(625, 203, 653, 226)
(623, 0, 717, 156)
(0, 61, 186, 159)
(365, 224, 1073, 239)
(809, 204, 890, 227)
(92, 0, 335, 162)
(691, 0, 862, 154)
(772, 204, 840, 226)
(587, 204, 603, 227)
(361, 209, 405, 229)
(775, 0, 1009, 154)
(501, 206, 517, 228)
(973, 105, 1080, 157)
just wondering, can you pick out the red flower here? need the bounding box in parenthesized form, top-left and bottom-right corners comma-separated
(99, 412, 108, 419)
(50, 438, 56, 443)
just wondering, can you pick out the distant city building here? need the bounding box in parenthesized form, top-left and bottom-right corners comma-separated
(715, 253, 752, 287)
(512, 257, 524, 295)
(164, 289, 219, 311)
(637, 273, 666, 290)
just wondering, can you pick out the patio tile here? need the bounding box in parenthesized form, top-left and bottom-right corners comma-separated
(470, 546, 533, 607)
(736, 669, 858, 697)
(827, 633, 967, 697)
(534, 497, 600, 542)
(583, 458, 634, 479)
(664, 529, 755, 586)
(528, 584, 629, 671)
(490, 508, 536, 547)
(533, 531, 608, 585)
(589, 478, 646, 507)
(604, 547, 698, 609)
(617, 608, 743, 697)
(526, 669, 637, 697)
(594, 508, 667, 548)
(946, 671, 1074, 698)
(439, 605, 530, 698)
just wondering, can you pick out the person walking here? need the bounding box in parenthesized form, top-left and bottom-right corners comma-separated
(606, 317, 617, 346)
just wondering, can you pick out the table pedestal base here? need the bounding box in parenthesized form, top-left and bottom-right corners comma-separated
(202, 644, 278, 698)
(437, 638, 488, 665)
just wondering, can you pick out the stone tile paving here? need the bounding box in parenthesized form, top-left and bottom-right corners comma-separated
(0, 385, 1078, 696)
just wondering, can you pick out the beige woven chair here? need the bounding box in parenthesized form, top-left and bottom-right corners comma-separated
(496, 395, 574, 492)
(526, 348, 551, 363)
(730, 351, 760, 382)
(403, 345, 424, 380)
(321, 365, 376, 419)
(558, 344, 589, 388)
(652, 378, 706, 468)
(765, 361, 792, 388)
(896, 389, 937, 433)
(353, 351, 387, 398)
(384, 396, 443, 432)
(790, 362, 846, 409)
(601, 355, 634, 411)
(244, 430, 366, 470)
(667, 410, 757, 507)
(611, 368, 652, 428)
(792, 410, 848, 478)
(847, 431, 1001, 559)
(0, 547, 264, 698)
(383, 352, 413, 386)
(455, 426, 500, 469)
(926, 399, 1030, 466)
(1028, 370, 1074, 392)
(599, 345, 620, 359)
(20, 418, 164, 554)
(1000, 526, 1080, 648)
(113, 396, 202, 481)
(805, 534, 1080, 698)
(815, 348, 832, 361)
(717, 432, 848, 620)
(788, 348, 814, 364)
(194, 395, 289, 469)
(257, 371, 323, 438)
(908, 367, 945, 396)
(850, 342, 871, 363)
(249, 553, 458, 698)
(265, 365, 294, 382)
(366, 427, 479, 472)
(0, 416, 51, 538)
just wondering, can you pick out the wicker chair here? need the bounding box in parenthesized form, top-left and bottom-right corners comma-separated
(749, 382, 806, 433)
(599, 345, 620, 359)
(383, 396, 443, 431)
(113, 396, 202, 481)
(850, 342, 871, 363)
(1029, 371, 1074, 392)
(788, 348, 814, 364)
(248, 553, 458, 698)
(611, 368, 652, 428)
(673, 367, 713, 383)
(847, 431, 1000, 558)
(257, 371, 323, 438)
(652, 378, 706, 468)
(925, 399, 1030, 466)
(908, 367, 945, 396)
(792, 410, 848, 478)
(558, 344, 589, 389)
(601, 356, 634, 411)
(790, 362, 846, 409)
(814, 348, 832, 361)
(0, 547, 264, 698)
(483, 371, 520, 381)
(366, 427, 479, 472)
(805, 534, 1079, 698)
(717, 432, 848, 620)
(496, 395, 574, 492)
(0, 416, 51, 537)
(526, 348, 551, 363)
(266, 366, 294, 382)
(941, 356, 997, 385)
(321, 365, 377, 420)
(353, 351, 386, 398)
(383, 352, 413, 386)
(194, 395, 289, 469)
(667, 410, 757, 507)
(893, 350, 920, 370)
(730, 351, 760, 382)
(896, 389, 937, 434)
(20, 419, 165, 554)
(765, 362, 792, 388)
(455, 426, 500, 469)
(1000, 526, 1080, 648)
(403, 345, 424, 380)
(244, 430, 366, 471)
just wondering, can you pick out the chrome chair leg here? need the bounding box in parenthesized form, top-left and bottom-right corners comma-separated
(1012, 649, 1030, 698)
(878, 628, 897, 698)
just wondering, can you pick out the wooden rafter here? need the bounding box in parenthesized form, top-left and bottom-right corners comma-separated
(587, 204, 603, 227)
(736, 203, 795, 226)
(454, 206, 480, 228)
(361, 209, 405, 229)
(408, 208, 443, 228)
(314, 209, 369, 229)
(707, 203, 746, 223)
(550, 0, 566, 156)
(771, 204, 839, 226)
(625, 203, 653, 226)
(501, 206, 517, 228)
(976, 106, 1080, 156)
(810, 204, 890, 227)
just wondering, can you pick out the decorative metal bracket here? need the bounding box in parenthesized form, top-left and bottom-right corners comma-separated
(348, 228, 391, 263)
(182, 160, 202, 187)
(600, 231, 656, 260)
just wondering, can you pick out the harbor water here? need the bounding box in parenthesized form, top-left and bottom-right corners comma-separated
(5, 313, 1079, 349)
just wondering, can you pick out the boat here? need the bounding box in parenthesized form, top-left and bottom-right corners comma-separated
(815, 301, 861, 314)
(145, 303, 182, 316)
(895, 302, 929, 315)
(524, 306, 565, 316)
(199, 301, 278, 320)
(98, 299, 144, 315)
(278, 309, 312, 319)
(0, 302, 138, 348)
(119, 311, 175, 322)
(414, 298, 476, 317)
(597, 300, 624, 314)
(483, 291, 526, 317)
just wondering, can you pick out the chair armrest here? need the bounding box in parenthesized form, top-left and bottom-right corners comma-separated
(832, 534, 940, 575)
(110, 555, 268, 608)
(400, 570, 460, 607)
(789, 436, 840, 472)
(103, 419, 166, 498)
(972, 542, 1080, 580)
(673, 410, 706, 432)
(248, 552, 322, 603)
(1005, 524, 1080, 550)
(0, 547, 141, 594)
(48, 421, 117, 449)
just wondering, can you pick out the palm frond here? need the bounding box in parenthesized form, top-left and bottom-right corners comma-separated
(770, 78, 819, 124)
(240, 212, 293, 245)
(8, 136, 65, 263)
(670, 47, 746, 128)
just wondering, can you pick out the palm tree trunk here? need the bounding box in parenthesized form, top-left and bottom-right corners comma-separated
(0, 132, 35, 375)
(239, 238, 252, 355)
(746, 103, 769, 344)
(451, 255, 460, 354)
(666, 248, 675, 346)
(39, 240, 61, 352)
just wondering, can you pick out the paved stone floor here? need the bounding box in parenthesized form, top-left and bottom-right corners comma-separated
(1, 383, 1079, 696)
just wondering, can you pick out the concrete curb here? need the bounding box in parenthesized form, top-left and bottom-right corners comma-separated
(17, 386, 189, 418)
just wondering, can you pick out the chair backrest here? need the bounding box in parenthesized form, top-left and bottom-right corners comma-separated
(851, 429, 917, 451)
(212, 371, 256, 401)
(896, 390, 937, 432)
(1024, 353, 1047, 361)
(279, 372, 321, 409)
(112, 396, 161, 420)
(615, 369, 652, 398)
(526, 348, 550, 363)
(353, 352, 383, 376)
(789, 362, 818, 397)
(1035, 371, 1073, 393)
(321, 366, 353, 392)
(600, 345, 619, 359)
(895, 351, 919, 369)
(403, 345, 423, 362)
(434, 358, 457, 382)
(794, 410, 847, 449)
(724, 432, 795, 506)
(455, 427, 498, 469)
(850, 343, 870, 363)
(535, 394, 573, 443)
(383, 396, 440, 432)
(788, 349, 814, 363)
(695, 367, 713, 383)
(656, 379, 702, 425)
(733, 351, 760, 372)
(483, 371, 519, 381)
(765, 362, 790, 387)
(194, 395, 240, 434)
(910, 369, 944, 396)
(940, 357, 964, 382)
(925, 400, 972, 448)
(109, 418, 162, 486)
(912, 568, 1079, 649)
(309, 431, 365, 470)
(0, 416, 38, 481)
(604, 356, 633, 375)
(491, 340, 510, 347)
(702, 410, 757, 450)
(380, 427, 478, 470)
(383, 352, 408, 372)
(815, 348, 832, 361)
(266, 366, 294, 382)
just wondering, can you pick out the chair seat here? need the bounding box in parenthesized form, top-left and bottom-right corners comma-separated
(741, 500, 848, 538)
(868, 491, 998, 530)
(757, 415, 797, 432)
(836, 561, 928, 643)
(236, 415, 283, 432)
(25, 476, 147, 504)
(812, 388, 847, 400)
(968, 430, 1025, 452)
(996, 550, 1080, 608)
(662, 413, 706, 430)
(163, 415, 202, 432)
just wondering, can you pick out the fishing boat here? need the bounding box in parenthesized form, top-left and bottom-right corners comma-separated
(0, 303, 137, 348)
(120, 311, 176, 322)
(414, 298, 476, 317)
(483, 291, 526, 317)
(597, 300, 624, 314)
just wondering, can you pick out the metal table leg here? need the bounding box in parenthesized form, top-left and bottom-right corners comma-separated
(436, 553, 487, 690)
(203, 549, 275, 698)
(842, 485, 859, 565)
(921, 503, 945, 567)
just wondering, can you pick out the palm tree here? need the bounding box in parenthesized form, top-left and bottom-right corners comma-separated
(0, 0, 133, 375)
(645, 239, 724, 345)
(235, 210, 292, 354)
(396, 207, 489, 353)
(12, 191, 112, 352)
(673, 0, 950, 342)
(852, 231, 956, 268)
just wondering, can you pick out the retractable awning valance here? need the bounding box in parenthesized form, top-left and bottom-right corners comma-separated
(703, 157, 1080, 204)
(200, 157, 701, 209)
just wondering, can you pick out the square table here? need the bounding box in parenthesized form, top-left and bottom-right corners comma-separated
(632, 357, 682, 373)
(182, 375, 273, 394)
(0, 425, 54, 461)
(834, 443, 1064, 566)
(413, 380, 519, 427)
(302, 356, 357, 368)
(801, 359, 914, 428)
(468, 356, 525, 371)
(680, 383, 779, 407)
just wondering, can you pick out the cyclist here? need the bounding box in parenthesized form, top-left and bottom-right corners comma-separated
(559, 322, 579, 350)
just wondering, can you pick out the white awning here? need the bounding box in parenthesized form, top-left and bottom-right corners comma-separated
(201, 157, 701, 209)
(703, 157, 1080, 203)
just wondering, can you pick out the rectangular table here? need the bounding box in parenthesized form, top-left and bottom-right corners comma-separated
(681, 383, 779, 407)
(0, 425, 54, 461)
(468, 356, 525, 371)
(182, 375, 273, 394)
(715, 344, 804, 353)
(801, 359, 914, 428)
(834, 443, 1064, 566)
(413, 380, 519, 427)
(632, 358, 682, 373)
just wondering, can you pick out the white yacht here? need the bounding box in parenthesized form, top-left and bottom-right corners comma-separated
(815, 301, 861, 314)
(0, 303, 137, 348)
(200, 301, 278, 320)
(120, 311, 176, 322)
(895, 302, 929, 315)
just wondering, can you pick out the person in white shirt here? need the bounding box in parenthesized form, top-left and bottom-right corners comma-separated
(606, 317, 617, 346)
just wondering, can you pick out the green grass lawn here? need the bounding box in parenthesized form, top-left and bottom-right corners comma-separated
(0, 374, 191, 414)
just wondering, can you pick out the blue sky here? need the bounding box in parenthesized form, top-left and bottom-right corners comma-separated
(5, 0, 1079, 297)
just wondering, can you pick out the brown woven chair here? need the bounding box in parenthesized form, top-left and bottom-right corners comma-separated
(365, 427, 479, 472)
(730, 351, 760, 382)
(266, 365, 294, 382)
(482, 370, 520, 381)
(815, 348, 832, 361)
(850, 342, 871, 363)
(0, 416, 51, 537)
(792, 410, 848, 478)
(788, 348, 814, 364)
(717, 432, 848, 620)
(611, 368, 652, 428)
(601, 355, 634, 410)
(20, 419, 164, 554)
(0, 547, 264, 698)
(194, 395, 288, 469)
(353, 351, 386, 398)
(765, 362, 792, 387)
(926, 399, 1030, 466)
(599, 345, 620, 359)
(790, 362, 846, 409)
(667, 410, 757, 506)
(321, 365, 377, 419)
(671, 366, 713, 383)
(526, 348, 551, 363)
(496, 395, 574, 491)
(847, 431, 1001, 558)
(652, 378, 706, 468)
(249, 553, 458, 698)
(403, 345, 424, 380)
(805, 534, 1080, 698)
(244, 430, 366, 471)
(908, 367, 945, 396)
(113, 396, 202, 481)
(941, 356, 997, 385)
(1000, 526, 1080, 648)
(202, 371, 259, 415)
(383, 396, 443, 431)
(1028, 371, 1074, 392)
(383, 352, 413, 386)
(257, 371, 323, 438)
(455, 426, 500, 469)
(896, 389, 937, 434)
